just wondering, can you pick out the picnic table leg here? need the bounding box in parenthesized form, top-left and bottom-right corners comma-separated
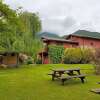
(59, 72, 63, 77)
(52, 71, 56, 81)
(52, 75, 54, 81)
(80, 77, 85, 83)
(69, 71, 74, 75)
(77, 70, 81, 75)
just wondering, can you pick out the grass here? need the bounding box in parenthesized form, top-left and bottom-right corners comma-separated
(0, 64, 100, 100)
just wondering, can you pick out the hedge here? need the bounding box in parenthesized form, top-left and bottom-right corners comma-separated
(63, 48, 93, 64)
(48, 45, 64, 64)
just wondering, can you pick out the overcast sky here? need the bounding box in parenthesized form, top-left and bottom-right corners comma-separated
(4, 0, 100, 36)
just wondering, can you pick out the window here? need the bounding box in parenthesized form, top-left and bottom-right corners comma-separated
(90, 42, 94, 46)
(56, 42, 63, 45)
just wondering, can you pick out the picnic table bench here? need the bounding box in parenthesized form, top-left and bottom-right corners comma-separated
(48, 68, 81, 81)
(59, 74, 86, 85)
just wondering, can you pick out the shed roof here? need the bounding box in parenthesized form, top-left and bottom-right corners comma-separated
(41, 36, 78, 44)
(0, 51, 19, 55)
(65, 30, 100, 40)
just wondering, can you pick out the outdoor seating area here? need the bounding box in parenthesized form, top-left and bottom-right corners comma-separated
(48, 68, 86, 85)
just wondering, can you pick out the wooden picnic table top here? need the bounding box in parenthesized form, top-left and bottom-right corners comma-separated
(51, 68, 80, 72)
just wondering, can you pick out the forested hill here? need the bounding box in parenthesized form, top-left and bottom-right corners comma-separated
(38, 32, 61, 38)
(73, 30, 100, 39)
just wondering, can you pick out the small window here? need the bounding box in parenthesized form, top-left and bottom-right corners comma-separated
(90, 42, 94, 46)
(56, 42, 63, 45)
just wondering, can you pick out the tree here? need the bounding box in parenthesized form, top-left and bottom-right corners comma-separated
(0, 2, 24, 51)
(19, 11, 42, 38)
(17, 11, 42, 59)
(0, 0, 2, 3)
(0, 2, 42, 61)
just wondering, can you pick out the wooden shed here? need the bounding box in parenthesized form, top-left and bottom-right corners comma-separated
(0, 52, 19, 67)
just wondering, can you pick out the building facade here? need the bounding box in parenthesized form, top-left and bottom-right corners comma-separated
(65, 34, 100, 48)
(39, 30, 100, 64)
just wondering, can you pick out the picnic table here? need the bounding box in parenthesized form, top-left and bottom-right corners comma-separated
(48, 68, 86, 85)
(48, 68, 81, 81)
(60, 74, 86, 85)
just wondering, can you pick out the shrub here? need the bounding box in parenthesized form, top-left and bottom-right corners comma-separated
(63, 48, 81, 64)
(48, 45, 64, 64)
(36, 58, 42, 64)
(63, 48, 93, 64)
(26, 57, 34, 64)
(80, 48, 94, 63)
(92, 48, 100, 75)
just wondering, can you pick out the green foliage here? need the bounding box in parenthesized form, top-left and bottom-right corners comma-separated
(63, 48, 82, 64)
(63, 48, 93, 64)
(19, 11, 42, 38)
(92, 48, 100, 65)
(92, 48, 100, 74)
(12, 37, 25, 52)
(0, 2, 42, 61)
(0, 2, 24, 51)
(26, 57, 34, 64)
(48, 45, 64, 64)
(36, 58, 42, 64)
(80, 48, 94, 63)
(0, 46, 6, 52)
(0, 2, 23, 32)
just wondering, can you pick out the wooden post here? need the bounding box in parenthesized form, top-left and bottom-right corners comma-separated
(42, 51, 44, 64)
(16, 53, 19, 67)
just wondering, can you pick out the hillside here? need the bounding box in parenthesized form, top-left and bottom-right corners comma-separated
(38, 32, 61, 38)
(73, 30, 100, 39)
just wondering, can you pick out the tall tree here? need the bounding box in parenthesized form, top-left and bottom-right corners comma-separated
(17, 11, 42, 58)
(0, 0, 2, 3)
(19, 11, 42, 38)
(0, 2, 42, 60)
(0, 2, 25, 51)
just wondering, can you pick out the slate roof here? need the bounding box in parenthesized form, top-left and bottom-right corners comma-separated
(67, 30, 100, 40)
(41, 36, 78, 44)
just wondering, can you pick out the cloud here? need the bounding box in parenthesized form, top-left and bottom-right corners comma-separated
(4, 0, 100, 35)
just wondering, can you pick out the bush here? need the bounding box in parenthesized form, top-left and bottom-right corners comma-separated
(63, 48, 93, 64)
(26, 57, 34, 64)
(48, 45, 64, 64)
(36, 59, 42, 64)
(63, 48, 81, 64)
(80, 48, 94, 63)
(92, 48, 100, 75)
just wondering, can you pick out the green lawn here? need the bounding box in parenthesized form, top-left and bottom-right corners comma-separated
(0, 64, 100, 100)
